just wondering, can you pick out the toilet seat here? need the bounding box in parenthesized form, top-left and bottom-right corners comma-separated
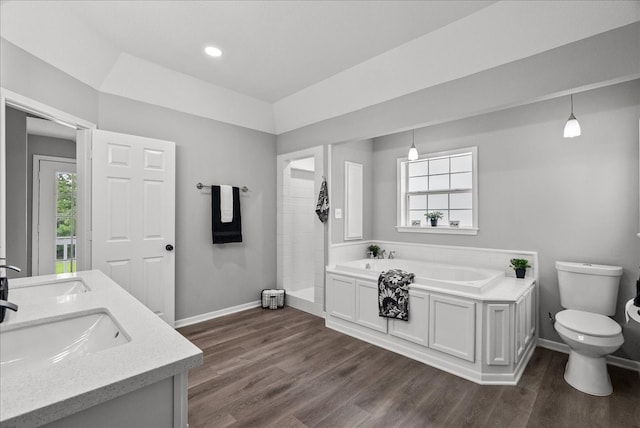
(556, 309, 621, 337)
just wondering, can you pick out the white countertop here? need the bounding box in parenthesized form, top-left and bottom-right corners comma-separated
(0, 270, 203, 428)
(326, 265, 535, 301)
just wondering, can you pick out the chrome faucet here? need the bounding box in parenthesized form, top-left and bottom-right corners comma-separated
(0, 265, 20, 323)
(388, 251, 396, 259)
(378, 249, 386, 259)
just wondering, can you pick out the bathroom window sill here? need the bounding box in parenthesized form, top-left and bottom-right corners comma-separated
(396, 226, 479, 235)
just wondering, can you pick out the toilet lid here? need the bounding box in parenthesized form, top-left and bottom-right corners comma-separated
(556, 310, 622, 337)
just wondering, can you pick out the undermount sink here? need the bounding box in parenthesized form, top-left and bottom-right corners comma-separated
(0, 311, 129, 377)
(10, 279, 89, 300)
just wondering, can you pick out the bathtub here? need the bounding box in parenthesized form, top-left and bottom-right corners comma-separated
(332, 258, 504, 295)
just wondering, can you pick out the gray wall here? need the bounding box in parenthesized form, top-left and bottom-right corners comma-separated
(277, 22, 640, 155)
(98, 93, 277, 320)
(5, 107, 28, 278)
(26, 135, 76, 276)
(331, 139, 374, 244)
(372, 80, 640, 360)
(1, 38, 99, 124)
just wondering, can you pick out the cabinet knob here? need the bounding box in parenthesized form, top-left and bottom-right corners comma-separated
(165, 244, 174, 252)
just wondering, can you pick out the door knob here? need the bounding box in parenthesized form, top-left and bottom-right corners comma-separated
(165, 244, 174, 251)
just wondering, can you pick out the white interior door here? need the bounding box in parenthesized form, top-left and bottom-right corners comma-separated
(32, 156, 77, 276)
(91, 130, 176, 326)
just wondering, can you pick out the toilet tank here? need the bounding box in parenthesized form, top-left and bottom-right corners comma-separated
(556, 261, 623, 316)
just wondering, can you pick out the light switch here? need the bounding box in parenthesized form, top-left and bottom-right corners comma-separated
(335, 208, 342, 219)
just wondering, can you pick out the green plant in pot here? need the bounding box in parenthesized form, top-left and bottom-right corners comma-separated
(425, 211, 444, 227)
(509, 258, 531, 279)
(367, 244, 380, 259)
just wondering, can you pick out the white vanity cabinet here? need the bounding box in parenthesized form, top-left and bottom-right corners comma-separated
(325, 268, 537, 385)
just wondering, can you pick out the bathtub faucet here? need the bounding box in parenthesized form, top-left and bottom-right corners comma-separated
(378, 249, 386, 259)
(388, 251, 396, 259)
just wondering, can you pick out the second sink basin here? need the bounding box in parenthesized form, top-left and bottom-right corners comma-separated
(0, 310, 129, 378)
(10, 279, 89, 300)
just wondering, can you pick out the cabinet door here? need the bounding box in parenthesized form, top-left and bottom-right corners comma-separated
(429, 294, 476, 362)
(486, 303, 511, 366)
(389, 288, 429, 346)
(355, 279, 387, 333)
(327, 274, 356, 321)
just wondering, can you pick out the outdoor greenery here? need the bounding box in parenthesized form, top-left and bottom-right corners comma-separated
(56, 172, 77, 238)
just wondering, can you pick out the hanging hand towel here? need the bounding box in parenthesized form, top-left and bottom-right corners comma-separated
(315, 178, 329, 223)
(378, 269, 413, 321)
(211, 185, 243, 244)
(220, 184, 234, 223)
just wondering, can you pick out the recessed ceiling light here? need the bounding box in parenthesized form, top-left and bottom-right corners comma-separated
(204, 46, 222, 57)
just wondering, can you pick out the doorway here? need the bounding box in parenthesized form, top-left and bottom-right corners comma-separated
(32, 156, 77, 275)
(277, 146, 326, 317)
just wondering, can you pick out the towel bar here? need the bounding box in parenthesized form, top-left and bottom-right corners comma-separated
(196, 182, 249, 192)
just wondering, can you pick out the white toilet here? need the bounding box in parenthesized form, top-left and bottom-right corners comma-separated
(554, 261, 624, 396)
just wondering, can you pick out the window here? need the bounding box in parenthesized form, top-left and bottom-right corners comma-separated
(397, 147, 478, 235)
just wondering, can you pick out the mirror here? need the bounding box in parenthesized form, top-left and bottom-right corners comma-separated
(4, 106, 78, 277)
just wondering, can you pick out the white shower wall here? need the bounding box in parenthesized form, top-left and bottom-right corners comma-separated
(277, 146, 326, 316)
(284, 164, 315, 294)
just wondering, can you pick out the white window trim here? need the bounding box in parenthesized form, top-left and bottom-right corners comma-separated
(396, 146, 478, 235)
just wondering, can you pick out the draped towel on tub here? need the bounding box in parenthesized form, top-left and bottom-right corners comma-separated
(378, 269, 413, 321)
(211, 185, 243, 244)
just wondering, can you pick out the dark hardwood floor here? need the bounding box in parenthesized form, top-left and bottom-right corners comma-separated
(178, 307, 640, 428)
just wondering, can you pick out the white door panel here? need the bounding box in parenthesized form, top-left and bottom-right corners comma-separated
(92, 130, 175, 326)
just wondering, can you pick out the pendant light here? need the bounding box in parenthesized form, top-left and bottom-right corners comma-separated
(408, 129, 418, 161)
(563, 94, 581, 138)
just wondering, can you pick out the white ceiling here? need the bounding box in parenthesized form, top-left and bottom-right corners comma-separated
(1, 0, 495, 102)
(70, 0, 497, 103)
(1, 1, 638, 134)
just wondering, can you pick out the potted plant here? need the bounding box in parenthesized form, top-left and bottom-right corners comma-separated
(425, 211, 444, 227)
(367, 244, 380, 259)
(509, 258, 531, 279)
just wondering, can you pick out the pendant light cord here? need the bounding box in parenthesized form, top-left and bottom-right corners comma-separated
(570, 94, 574, 114)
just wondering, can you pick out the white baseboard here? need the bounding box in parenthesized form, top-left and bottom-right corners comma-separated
(174, 300, 261, 328)
(537, 338, 640, 372)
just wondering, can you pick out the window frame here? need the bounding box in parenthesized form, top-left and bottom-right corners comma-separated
(396, 146, 479, 235)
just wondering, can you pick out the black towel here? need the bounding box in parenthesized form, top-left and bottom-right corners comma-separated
(378, 269, 413, 321)
(211, 185, 242, 244)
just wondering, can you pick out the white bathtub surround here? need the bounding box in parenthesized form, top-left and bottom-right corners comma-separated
(326, 243, 538, 385)
(0, 270, 202, 428)
(331, 241, 538, 281)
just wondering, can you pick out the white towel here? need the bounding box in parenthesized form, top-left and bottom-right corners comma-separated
(220, 185, 234, 223)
